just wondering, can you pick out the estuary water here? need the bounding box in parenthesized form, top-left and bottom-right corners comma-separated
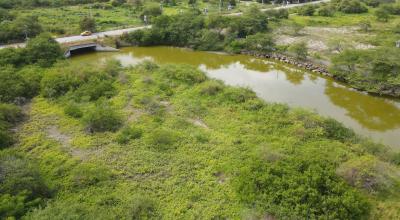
(70, 46, 400, 148)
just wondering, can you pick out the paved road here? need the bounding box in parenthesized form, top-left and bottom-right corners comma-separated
(0, 0, 329, 49)
(0, 26, 151, 49)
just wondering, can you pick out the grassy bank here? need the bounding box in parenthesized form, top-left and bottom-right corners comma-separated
(2, 59, 398, 219)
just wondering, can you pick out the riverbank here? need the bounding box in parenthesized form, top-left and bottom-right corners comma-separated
(10, 61, 400, 219)
(241, 50, 400, 97)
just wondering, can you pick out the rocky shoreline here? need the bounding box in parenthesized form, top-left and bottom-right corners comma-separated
(241, 51, 332, 77)
(241, 51, 400, 98)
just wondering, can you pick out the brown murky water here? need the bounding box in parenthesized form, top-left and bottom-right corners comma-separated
(70, 46, 400, 148)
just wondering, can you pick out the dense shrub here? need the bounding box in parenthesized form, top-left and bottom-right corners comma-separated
(0, 48, 25, 67)
(375, 6, 390, 21)
(73, 75, 116, 101)
(84, 101, 123, 132)
(41, 68, 81, 99)
(193, 30, 224, 51)
(0, 104, 21, 148)
(0, 103, 23, 124)
(116, 126, 143, 144)
(0, 66, 25, 103)
(362, 0, 395, 7)
(64, 102, 83, 118)
(0, 15, 42, 44)
(337, 0, 368, 13)
(146, 128, 178, 150)
(237, 152, 370, 219)
(288, 41, 308, 60)
(0, 151, 51, 219)
(70, 163, 112, 188)
(330, 47, 400, 94)
(318, 4, 336, 16)
(337, 155, 399, 193)
(25, 33, 63, 67)
(297, 5, 316, 16)
(199, 80, 224, 95)
(265, 9, 289, 19)
(322, 118, 355, 141)
(223, 87, 256, 103)
(160, 65, 206, 84)
(140, 3, 162, 21)
(130, 195, 157, 220)
(79, 17, 96, 32)
(243, 33, 275, 53)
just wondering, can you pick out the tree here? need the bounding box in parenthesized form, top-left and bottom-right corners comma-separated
(79, 16, 96, 32)
(337, 0, 368, 13)
(84, 101, 123, 132)
(297, 5, 316, 16)
(245, 33, 275, 53)
(318, 5, 336, 16)
(375, 7, 390, 22)
(289, 41, 308, 60)
(188, 0, 197, 7)
(25, 33, 63, 67)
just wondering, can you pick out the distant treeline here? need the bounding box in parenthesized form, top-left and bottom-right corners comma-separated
(0, 0, 109, 8)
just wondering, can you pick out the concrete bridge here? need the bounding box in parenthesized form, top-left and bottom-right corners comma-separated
(64, 43, 119, 58)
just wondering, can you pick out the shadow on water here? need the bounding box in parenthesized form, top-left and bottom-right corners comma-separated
(69, 46, 400, 148)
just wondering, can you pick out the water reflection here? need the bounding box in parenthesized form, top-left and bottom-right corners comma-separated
(325, 81, 400, 131)
(70, 46, 400, 148)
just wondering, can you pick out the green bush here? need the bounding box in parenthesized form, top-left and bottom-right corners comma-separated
(394, 23, 400, 33)
(84, 101, 123, 132)
(130, 195, 157, 220)
(288, 41, 308, 60)
(318, 5, 336, 16)
(265, 9, 289, 19)
(140, 3, 162, 21)
(0, 48, 25, 67)
(116, 126, 143, 144)
(70, 163, 112, 188)
(41, 68, 81, 99)
(223, 87, 256, 103)
(25, 33, 63, 67)
(146, 128, 178, 150)
(199, 80, 224, 95)
(337, 0, 368, 13)
(74, 75, 116, 101)
(0, 104, 23, 149)
(322, 118, 355, 141)
(375, 6, 390, 21)
(0, 15, 42, 44)
(193, 30, 224, 51)
(0, 151, 51, 219)
(79, 17, 96, 32)
(0, 103, 23, 124)
(243, 33, 275, 53)
(297, 5, 316, 16)
(337, 155, 399, 193)
(0, 129, 13, 149)
(64, 102, 83, 118)
(237, 154, 370, 219)
(160, 65, 206, 84)
(0, 66, 25, 103)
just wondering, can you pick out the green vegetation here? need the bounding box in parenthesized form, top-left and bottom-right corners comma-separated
(0, 59, 397, 219)
(1, 0, 400, 219)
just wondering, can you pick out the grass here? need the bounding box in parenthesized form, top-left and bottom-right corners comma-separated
(13, 6, 143, 36)
(13, 61, 400, 219)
